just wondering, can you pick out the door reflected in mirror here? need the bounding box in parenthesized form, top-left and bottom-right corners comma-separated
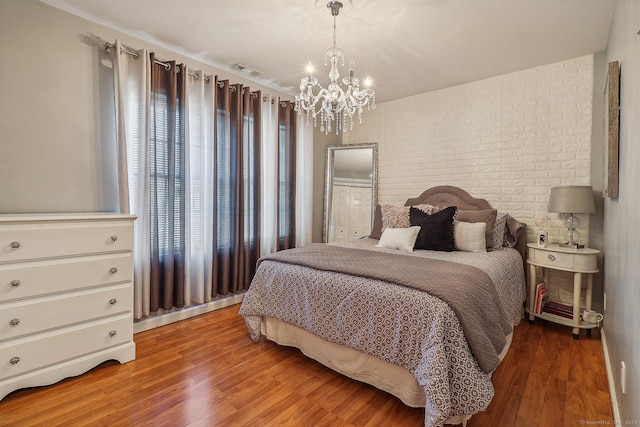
(324, 144, 378, 243)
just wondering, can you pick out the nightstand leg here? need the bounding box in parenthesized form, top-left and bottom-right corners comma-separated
(573, 272, 582, 339)
(586, 274, 593, 311)
(585, 274, 594, 337)
(529, 264, 537, 322)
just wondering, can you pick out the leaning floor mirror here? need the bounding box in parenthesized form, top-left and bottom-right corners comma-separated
(323, 143, 378, 243)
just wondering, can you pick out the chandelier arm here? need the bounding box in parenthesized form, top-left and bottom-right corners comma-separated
(307, 87, 331, 110)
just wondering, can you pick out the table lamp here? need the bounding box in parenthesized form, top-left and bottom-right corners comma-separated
(547, 186, 596, 249)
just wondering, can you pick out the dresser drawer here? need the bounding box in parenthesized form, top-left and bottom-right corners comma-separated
(532, 249, 574, 269)
(0, 284, 132, 341)
(0, 314, 132, 380)
(0, 221, 133, 263)
(0, 253, 133, 303)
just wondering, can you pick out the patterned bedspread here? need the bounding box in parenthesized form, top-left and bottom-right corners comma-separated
(239, 239, 526, 427)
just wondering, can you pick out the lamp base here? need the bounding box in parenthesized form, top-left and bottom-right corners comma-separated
(559, 242, 585, 249)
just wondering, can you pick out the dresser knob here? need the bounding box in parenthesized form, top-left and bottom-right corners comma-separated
(9, 318, 20, 327)
(109, 298, 117, 305)
(109, 235, 118, 243)
(9, 357, 20, 365)
(110, 267, 118, 274)
(109, 330, 117, 337)
(10, 279, 21, 288)
(9, 241, 21, 250)
(548, 254, 556, 261)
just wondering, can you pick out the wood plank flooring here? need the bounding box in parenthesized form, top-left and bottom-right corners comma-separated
(1, 304, 613, 426)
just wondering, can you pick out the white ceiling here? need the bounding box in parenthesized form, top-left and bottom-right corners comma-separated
(41, 0, 616, 103)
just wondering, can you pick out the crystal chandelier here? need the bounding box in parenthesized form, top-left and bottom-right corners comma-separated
(294, 1, 376, 134)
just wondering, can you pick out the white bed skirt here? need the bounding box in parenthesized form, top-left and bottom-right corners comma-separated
(262, 316, 513, 425)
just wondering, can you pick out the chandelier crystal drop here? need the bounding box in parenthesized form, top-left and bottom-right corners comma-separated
(294, 1, 376, 135)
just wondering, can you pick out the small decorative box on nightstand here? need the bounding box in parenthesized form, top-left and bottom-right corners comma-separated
(526, 243, 600, 339)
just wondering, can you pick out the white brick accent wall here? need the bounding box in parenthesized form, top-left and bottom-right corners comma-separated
(344, 55, 594, 245)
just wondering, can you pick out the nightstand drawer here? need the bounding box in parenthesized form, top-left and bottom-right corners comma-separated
(574, 254, 598, 271)
(533, 249, 573, 269)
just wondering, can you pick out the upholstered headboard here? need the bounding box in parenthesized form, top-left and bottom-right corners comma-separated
(404, 186, 493, 211)
(403, 186, 528, 263)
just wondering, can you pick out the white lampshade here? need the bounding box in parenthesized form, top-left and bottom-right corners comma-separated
(547, 186, 596, 214)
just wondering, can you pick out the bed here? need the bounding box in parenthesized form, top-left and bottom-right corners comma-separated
(239, 186, 527, 427)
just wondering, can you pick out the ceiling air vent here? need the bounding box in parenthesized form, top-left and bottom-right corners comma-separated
(231, 63, 263, 77)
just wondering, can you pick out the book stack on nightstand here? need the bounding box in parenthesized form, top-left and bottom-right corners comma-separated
(533, 282, 548, 314)
(542, 301, 574, 319)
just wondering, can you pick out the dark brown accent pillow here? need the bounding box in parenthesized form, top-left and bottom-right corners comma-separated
(409, 206, 457, 252)
(456, 209, 497, 250)
(369, 204, 383, 239)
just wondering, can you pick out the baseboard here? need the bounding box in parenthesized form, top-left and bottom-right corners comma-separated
(601, 327, 621, 424)
(133, 294, 245, 334)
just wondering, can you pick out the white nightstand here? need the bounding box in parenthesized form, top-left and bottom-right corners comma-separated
(526, 243, 600, 339)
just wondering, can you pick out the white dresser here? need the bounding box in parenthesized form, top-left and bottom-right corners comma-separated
(0, 213, 136, 400)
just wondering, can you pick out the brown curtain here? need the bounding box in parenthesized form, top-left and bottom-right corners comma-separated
(148, 55, 186, 312)
(242, 88, 262, 288)
(277, 100, 296, 251)
(213, 78, 262, 297)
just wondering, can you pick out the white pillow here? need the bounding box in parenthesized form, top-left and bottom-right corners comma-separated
(377, 226, 421, 252)
(454, 221, 487, 253)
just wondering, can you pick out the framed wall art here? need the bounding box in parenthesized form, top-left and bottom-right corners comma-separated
(604, 60, 620, 199)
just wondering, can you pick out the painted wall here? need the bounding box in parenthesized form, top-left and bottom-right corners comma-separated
(602, 0, 640, 422)
(0, 0, 292, 214)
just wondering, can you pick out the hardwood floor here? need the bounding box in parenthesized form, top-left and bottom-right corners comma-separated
(1, 304, 613, 426)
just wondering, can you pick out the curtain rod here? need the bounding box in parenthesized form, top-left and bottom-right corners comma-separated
(261, 96, 288, 106)
(104, 42, 210, 84)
